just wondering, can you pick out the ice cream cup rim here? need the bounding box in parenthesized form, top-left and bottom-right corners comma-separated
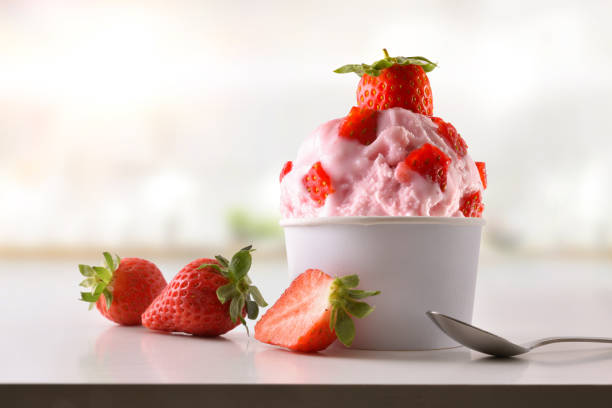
(280, 216, 486, 227)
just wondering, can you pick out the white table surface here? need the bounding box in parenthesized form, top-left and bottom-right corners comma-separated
(1, 254, 612, 385)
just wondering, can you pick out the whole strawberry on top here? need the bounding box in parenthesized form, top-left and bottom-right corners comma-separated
(335, 49, 437, 115)
(79, 253, 167, 326)
(255, 269, 380, 352)
(142, 245, 267, 336)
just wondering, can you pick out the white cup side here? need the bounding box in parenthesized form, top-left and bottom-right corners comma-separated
(282, 221, 483, 350)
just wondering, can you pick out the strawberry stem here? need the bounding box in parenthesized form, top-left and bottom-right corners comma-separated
(198, 245, 268, 335)
(334, 52, 437, 77)
(78, 252, 121, 311)
(328, 275, 380, 347)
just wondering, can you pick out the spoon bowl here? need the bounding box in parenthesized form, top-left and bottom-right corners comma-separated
(426, 311, 612, 357)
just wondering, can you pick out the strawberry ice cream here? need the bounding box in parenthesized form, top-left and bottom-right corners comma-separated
(279, 107, 485, 219)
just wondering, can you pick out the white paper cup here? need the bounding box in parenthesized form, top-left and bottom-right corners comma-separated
(280, 216, 485, 351)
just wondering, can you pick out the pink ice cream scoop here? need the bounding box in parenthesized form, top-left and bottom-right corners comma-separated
(280, 107, 485, 219)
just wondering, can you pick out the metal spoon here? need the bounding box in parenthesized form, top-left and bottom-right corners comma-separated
(426, 311, 612, 357)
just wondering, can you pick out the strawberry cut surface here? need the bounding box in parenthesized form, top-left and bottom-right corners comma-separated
(338, 106, 379, 145)
(475, 161, 487, 189)
(255, 269, 336, 352)
(403, 143, 451, 191)
(459, 191, 484, 218)
(431, 117, 468, 157)
(302, 162, 334, 207)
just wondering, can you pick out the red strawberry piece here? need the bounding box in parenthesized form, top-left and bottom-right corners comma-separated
(338, 106, 379, 145)
(255, 269, 380, 352)
(79, 253, 167, 326)
(431, 117, 468, 157)
(280, 161, 293, 182)
(141, 245, 267, 336)
(302, 161, 334, 207)
(335, 49, 437, 115)
(475, 161, 487, 189)
(459, 191, 484, 218)
(402, 143, 451, 191)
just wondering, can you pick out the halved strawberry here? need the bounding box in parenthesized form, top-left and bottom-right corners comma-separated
(254, 269, 380, 352)
(302, 162, 334, 206)
(338, 106, 379, 145)
(402, 143, 451, 191)
(459, 191, 484, 218)
(280, 161, 293, 182)
(431, 117, 468, 157)
(475, 161, 487, 189)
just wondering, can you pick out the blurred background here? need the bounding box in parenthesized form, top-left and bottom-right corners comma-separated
(1, 0, 611, 261)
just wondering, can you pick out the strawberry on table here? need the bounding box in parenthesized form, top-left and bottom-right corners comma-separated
(78, 253, 167, 326)
(302, 161, 334, 207)
(335, 49, 437, 115)
(254, 269, 380, 352)
(141, 245, 267, 336)
(338, 106, 379, 145)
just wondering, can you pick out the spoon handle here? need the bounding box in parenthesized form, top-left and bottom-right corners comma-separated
(525, 337, 612, 350)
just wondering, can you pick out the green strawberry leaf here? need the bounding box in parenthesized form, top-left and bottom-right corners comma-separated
(93, 266, 112, 283)
(339, 275, 359, 288)
(198, 263, 223, 275)
(248, 285, 268, 307)
(103, 289, 113, 311)
(334, 64, 367, 74)
(246, 300, 259, 320)
(93, 282, 106, 297)
(334, 308, 355, 347)
(80, 292, 98, 302)
(328, 274, 380, 347)
(114, 254, 121, 269)
(79, 264, 94, 277)
(103, 252, 116, 272)
(348, 289, 382, 299)
(395, 55, 438, 72)
(215, 255, 230, 268)
(79, 277, 96, 288)
(216, 283, 236, 304)
(371, 59, 394, 70)
(334, 49, 437, 77)
(229, 295, 245, 323)
(229, 249, 252, 281)
(344, 299, 375, 319)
